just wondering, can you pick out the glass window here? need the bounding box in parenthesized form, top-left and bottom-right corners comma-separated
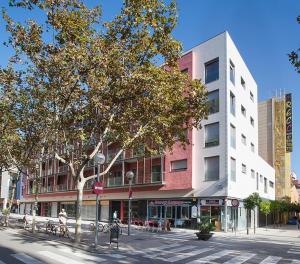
(230, 60, 235, 84)
(241, 105, 246, 117)
(264, 177, 268, 193)
(250, 91, 254, 101)
(269, 181, 274, 188)
(181, 206, 189, 219)
(251, 143, 255, 152)
(256, 173, 259, 190)
(205, 58, 219, 84)
(241, 134, 247, 145)
(108, 171, 122, 187)
(251, 169, 255, 178)
(231, 158, 236, 182)
(208, 90, 219, 114)
(166, 206, 172, 218)
(241, 77, 246, 88)
(230, 124, 236, 149)
(205, 122, 219, 147)
(205, 156, 220, 181)
(260, 175, 263, 183)
(171, 159, 187, 171)
(242, 164, 247, 174)
(230, 92, 236, 116)
(152, 164, 161, 182)
(250, 117, 254, 127)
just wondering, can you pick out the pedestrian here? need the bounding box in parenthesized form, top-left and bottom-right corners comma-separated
(113, 211, 118, 223)
(58, 208, 68, 236)
(23, 213, 29, 229)
(298, 217, 300, 230)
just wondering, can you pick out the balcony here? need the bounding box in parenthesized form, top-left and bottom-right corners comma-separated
(47, 185, 53, 192)
(84, 179, 94, 189)
(56, 184, 67, 191)
(58, 165, 68, 173)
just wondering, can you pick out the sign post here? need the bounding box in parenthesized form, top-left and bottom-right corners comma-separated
(231, 199, 239, 236)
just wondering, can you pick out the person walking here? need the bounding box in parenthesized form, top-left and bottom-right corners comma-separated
(58, 208, 68, 237)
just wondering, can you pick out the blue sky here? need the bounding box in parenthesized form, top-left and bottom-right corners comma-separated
(0, 0, 299, 176)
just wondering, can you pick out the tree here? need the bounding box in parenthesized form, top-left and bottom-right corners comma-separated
(2, 0, 208, 243)
(260, 200, 271, 230)
(243, 193, 261, 235)
(289, 16, 300, 72)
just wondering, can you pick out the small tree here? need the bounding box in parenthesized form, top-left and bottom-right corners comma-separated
(244, 193, 261, 234)
(260, 200, 271, 230)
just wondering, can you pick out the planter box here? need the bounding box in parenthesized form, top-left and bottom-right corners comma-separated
(195, 232, 213, 241)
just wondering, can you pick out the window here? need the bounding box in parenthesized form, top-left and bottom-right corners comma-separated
(205, 123, 219, 147)
(171, 159, 187, 171)
(256, 173, 259, 190)
(241, 105, 246, 116)
(264, 177, 268, 193)
(108, 171, 122, 187)
(260, 175, 263, 182)
(250, 117, 254, 127)
(230, 92, 236, 116)
(242, 164, 247, 174)
(251, 169, 255, 178)
(205, 58, 219, 84)
(231, 158, 236, 182)
(250, 91, 254, 101)
(205, 156, 219, 181)
(230, 60, 235, 84)
(251, 143, 255, 152)
(152, 165, 162, 182)
(230, 124, 236, 149)
(208, 90, 219, 114)
(241, 77, 246, 88)
(269, 181, 274, 188)
(241, 134, 247, 145)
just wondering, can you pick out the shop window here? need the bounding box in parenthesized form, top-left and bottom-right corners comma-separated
(205, 156, 219, 181)
(208, 89, 219, 114)
(149, 206, 160, 219)
(205, 122, 219, 147)
(205, 58, 219, 84)
(166, 206, 173, 218)
(181, 206, 189, 219)
(171, 159, 187, 172)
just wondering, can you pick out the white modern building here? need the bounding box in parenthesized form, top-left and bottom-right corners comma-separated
(186, 31, 275, 231)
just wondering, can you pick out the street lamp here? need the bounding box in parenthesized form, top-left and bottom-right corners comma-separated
(126, 171, 134, 236)
(94, 152, 105, 248)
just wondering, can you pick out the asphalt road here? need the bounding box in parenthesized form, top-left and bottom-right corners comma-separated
(0, 227, 300, 263)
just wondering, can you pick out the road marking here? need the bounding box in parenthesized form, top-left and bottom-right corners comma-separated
(0, 260, 7, 264)
(148, 245, 196, 259)
(58, 247, 106, 261)
(186, 250, 237, 264)
(126, 243, 181, 255)
(292, 260, 300, 264)
(164, 247, 215, 262)
(288, 251, 300, 254)
(38, 251, 83, 264)
(259, 256, 282, 264)
(223, 253, 256, 264)
(11, 253, 45, 264)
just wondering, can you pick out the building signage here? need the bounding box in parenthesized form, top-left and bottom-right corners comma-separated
(93, 182, 104, 195)
(148, 200, 192, 206)
(200, 199, 224, 206)
(285, 93, 293, 152)
(191, 205, 198, 218)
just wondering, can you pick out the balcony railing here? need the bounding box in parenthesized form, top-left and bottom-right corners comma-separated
(47, 185, 53, 192)
(56, 184, 67, 191)
(84, 180, 94, 189)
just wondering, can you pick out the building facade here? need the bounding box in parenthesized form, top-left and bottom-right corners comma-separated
(258, 94, 293, 200)
(20, 32, 275, 231)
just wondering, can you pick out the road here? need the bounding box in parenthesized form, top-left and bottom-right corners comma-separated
(0, 226, 300, 263)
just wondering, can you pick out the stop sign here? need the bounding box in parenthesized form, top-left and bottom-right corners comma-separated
(93, 182, 104, 195)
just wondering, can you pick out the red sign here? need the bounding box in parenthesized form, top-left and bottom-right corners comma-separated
(93, 182, 103, 195)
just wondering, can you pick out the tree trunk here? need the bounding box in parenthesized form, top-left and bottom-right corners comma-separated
(8, 186, 16, 213)
(32, 194, 38, 234)
(75, 183, 84, 244)
(246, 209, 249, 235)
(265, 214, 268, 230)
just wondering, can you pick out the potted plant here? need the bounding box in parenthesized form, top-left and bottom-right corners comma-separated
(195, 216, 215, 240)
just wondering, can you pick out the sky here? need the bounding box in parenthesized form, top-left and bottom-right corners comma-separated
(0, 0, 299, 176)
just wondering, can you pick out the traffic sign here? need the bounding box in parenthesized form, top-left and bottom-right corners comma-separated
(93, 182, 103, 195)
(231, 199, 239, 207)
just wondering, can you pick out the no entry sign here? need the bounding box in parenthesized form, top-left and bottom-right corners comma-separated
(93, 182, 104, 195)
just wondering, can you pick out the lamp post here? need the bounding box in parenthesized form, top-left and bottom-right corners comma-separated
(94, 152, 105, 248)
(126, 171, 134, 236)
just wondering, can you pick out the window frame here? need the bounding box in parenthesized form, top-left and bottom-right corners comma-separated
(204, 156, 220, 181)
(242, 163, 247, 174)
(205, 58, 219, 84)
(171, 159, 187, 172)
(207, 89, 219, 114)
(230, 60, 235, 84)
(205, 122, 220, 148)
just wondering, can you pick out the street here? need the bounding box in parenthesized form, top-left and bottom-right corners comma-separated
(1, 225, 300, 263)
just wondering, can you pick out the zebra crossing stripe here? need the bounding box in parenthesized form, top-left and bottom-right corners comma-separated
(58, 247, 106, 261)
(291, 260, 300, 264)
(0, 261, 7, 264)
(127, 243, 181, 255)
(11, 253, 45, 264)
(259, 256, 282, 263)
(186, 250, 237, 264)
(164, 247, 215, 263)
(146, 245, 196, 259)
(223, 253, 256, 264)
(38, 251, 83, 264)
(288, 251, 300, 254)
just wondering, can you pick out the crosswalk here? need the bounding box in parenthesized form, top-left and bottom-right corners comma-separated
(125, 243, 300, 263)
(3, 246, 130, 264)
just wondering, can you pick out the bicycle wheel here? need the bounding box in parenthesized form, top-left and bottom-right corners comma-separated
(89, 223, 95, 231)
(98, 223, 104, 232)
